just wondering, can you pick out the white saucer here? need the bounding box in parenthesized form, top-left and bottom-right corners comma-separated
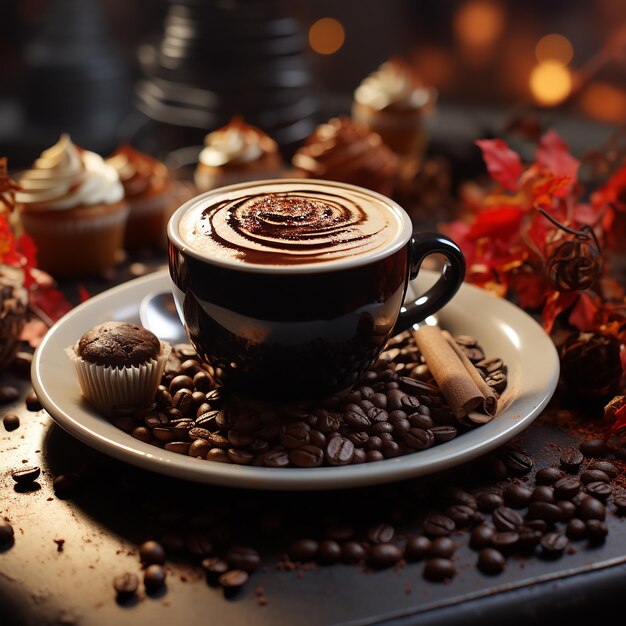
(32, 269, 559, 491)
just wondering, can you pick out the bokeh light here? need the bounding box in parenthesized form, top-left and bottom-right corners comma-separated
(453, 0, 506, 49)
(529, 62, 572, 106)
(308, 18, 345, 55)
(580, 83, 626, 123)
(535, 34, 574, 65)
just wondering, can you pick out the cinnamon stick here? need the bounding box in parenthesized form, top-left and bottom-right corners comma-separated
(412, 325, 497, 423)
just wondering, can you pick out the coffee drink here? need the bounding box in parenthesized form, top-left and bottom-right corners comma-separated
(178, 182, 405, 266)
(168, 179, 464, 400)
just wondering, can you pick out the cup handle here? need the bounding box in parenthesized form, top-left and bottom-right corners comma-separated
(392, 232, 466, 334)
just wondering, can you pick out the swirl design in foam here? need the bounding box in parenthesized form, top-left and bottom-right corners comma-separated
(179, 183, 403, 267)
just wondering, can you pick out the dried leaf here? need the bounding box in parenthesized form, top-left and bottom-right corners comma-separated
(536, 129, 579, 195)
(475, 139, 524, 192)
(542, 290, 578, 334)
(568, 292, 600, 331)
(467, 206, 525, 241)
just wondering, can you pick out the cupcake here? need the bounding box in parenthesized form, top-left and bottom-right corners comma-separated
(66, 321, 171, 417)
(107, 144, 181, 251)
(15, 134, 128, 279)
(194, 116, 283, 192)
(291, 116, 399, 197)
(352, 58, 436, 162)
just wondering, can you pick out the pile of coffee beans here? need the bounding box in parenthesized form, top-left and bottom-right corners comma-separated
(100, 434, 626, 598)
(110, 330, 507, 468)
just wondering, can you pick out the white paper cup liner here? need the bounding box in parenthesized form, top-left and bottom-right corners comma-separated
(66, 341, 172, 417)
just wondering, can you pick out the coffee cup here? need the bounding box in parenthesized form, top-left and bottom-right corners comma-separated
(167, 179, 465, 401)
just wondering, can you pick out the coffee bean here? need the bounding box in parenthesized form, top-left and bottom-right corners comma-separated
(185, 532, 213, 558)
(535, 467, 565, 485)
(523, 519, 548, 533)
(503, 484, 532, 508)
(557, 501, 576, 521)
(226, 546, 260, 573)
(518, 527, 542, 551)
(407, 413, 434, 430)
(24, 390, 42, 411)
(585, 481, 612, 502)
(614, 496, 626, 514)
(580, 469, 610, 484)
(263, 450, 290, 468)
(342, 541, 366, 564)
(560, 448, 584, 473)
(477, 492, 504, 512)
(579, 439, 609, 458)
(144, 564, 166, 592)
(405, 535, 431, 561)
(444, 488, 478, 510)
(164, 441, 191, 455)
(566, 518, 587, 540)
(318, 540, 342, 564)
(289, 445, 324, 468)
(478, 456, 509, 481)
(325, 437, 354, 466)
(202, 558, 230, 584)
(470, 524, 496, 550)
(531, 485, 555, 503)
(540, 532, 568, 559)
(368, 543, 403, 568)
(422, 513, 455, 538)
(219, 569, 248, 594)
(402, 428, 434, 450)
(0, 521, 14, 545)
(431, 425, 457, 443)
(527, 501, 562, 524)
(490, 531, 519, 552)
(578, 495, 606, 521)
(207, 448, 231, 463)
(444, 504, 474, 527)
(554, 477, 581, 500)
(428, 537, 455, 558)
(113, 572, 138, 598)
(423, 558, 455, 581)
(503, 448, 533, 475)
(343, 409, 371, 431)
(288, 539, 318, 562)
(0, 385, 19, 403)
(586, 519, 608, 545)
(3, 413, 19, 431)
(169, 375, 194, 394)
(586, 459, 618, 478)
(478, 548, 506, 574)
(11, 466, 41, 484)
(140, 540, 166, 565)
(367, 523, 395, 544)
(492, 506, 523, 532)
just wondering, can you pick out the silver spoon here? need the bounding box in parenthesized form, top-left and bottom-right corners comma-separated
(139, 290, 189, 345)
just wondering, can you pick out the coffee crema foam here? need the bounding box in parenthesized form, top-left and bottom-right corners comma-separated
(178, 183, 404, 266)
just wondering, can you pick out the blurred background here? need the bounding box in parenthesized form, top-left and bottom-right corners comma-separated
(1, 0, 625, 179)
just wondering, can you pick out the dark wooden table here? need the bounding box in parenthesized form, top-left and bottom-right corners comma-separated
(2, 256, 625, 626)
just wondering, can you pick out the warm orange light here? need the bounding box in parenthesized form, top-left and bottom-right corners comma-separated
(453, 0, 505, 49)
(580, 83, 626, 123)
(529, 62, 572, 106)
(308, 18, 345, 55)
(535, 34, 574, 65)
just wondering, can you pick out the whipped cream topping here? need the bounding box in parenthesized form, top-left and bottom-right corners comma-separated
(16, 134, 124, 210)
(198, 117, 278, 168)
(354, 59, 435, 112)
(107, 145, 169, 198)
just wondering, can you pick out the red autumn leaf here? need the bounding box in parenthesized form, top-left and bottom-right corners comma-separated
(535, 130, 579, 195)
(532, 176, 571, 209)
(77, 285, 91, 303)
(507, 266, 549, 310)
(475, 139, 524, 192)
(542, 290, 578, 334)
(593, 163, 626, 212)
(30, 288, 73, 324)
(467, 206, 525, 241)
(610, 401, 626, 435)
(568, 292, 600, 331)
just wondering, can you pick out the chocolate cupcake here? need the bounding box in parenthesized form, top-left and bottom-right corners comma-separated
(66, 321, 171, 417)
(194, 116, 284, 193)
(291, 116, 399, 197)
(107, 145, 182, 251)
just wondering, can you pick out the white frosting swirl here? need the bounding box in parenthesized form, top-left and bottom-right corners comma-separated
(16, 134, 124, 210)
(198, 117, 277, 168)
(354, 60, 434, 112)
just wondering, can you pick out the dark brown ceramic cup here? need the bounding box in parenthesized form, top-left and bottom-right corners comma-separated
(167, 179, 465, 401)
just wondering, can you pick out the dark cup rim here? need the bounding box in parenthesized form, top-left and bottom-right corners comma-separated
(167, 178, 413, 275)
